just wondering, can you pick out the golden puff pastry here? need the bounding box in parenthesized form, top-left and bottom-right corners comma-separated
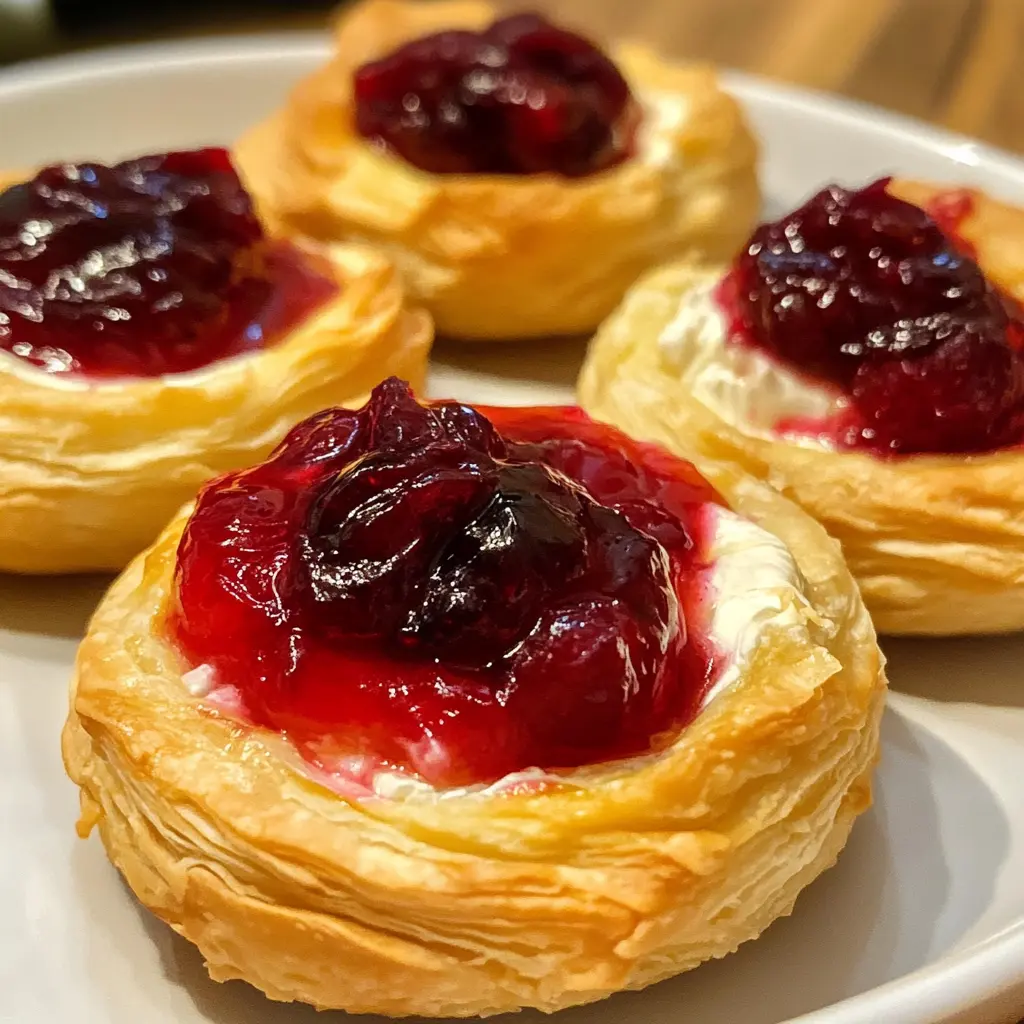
(0, 240, 431, 574)
(888, 179, 1024, 304)
(579, 179, 1024, 635)
(63, 453, 884, 1017)
(234, 0, 760, 342)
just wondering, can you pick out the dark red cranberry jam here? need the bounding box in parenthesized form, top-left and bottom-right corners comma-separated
(171, 378, 723, 789)
(353, 13, 639, 177)
(921, 188, 977, 256)
(723, 178, 1024, 454)
(0, 148, 336, 378)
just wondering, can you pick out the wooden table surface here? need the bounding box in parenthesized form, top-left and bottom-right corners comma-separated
(7, 2, 1023, 1023)
(262, 0, 1024, 155)
(45, 0, 1024, 156)
(504, 0, 1024, 155)
(216, 4, 1024, 1020)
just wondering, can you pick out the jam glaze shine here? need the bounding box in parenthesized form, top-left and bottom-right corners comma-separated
(719, 178, 1024, 455)
(171, 379, 729, 790)
(0, 148, 336, 379)
(353, 13, 640, 178)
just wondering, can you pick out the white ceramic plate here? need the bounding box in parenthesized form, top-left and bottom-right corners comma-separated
(2, 33, 1024, 1024)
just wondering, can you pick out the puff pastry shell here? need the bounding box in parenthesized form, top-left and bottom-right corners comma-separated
(234, 0, 760, 341)
(63, 460, 884, 1017)
(0, 240, 431, 574)
(580, 179, 1024, 635)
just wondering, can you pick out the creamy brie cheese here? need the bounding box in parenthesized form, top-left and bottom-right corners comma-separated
(181, 663, 217, 698)
(703, 505, 815, 705)
(190, 502, 817, 802)
(657, 269, 847, 437)
(638, 89, 692, 170)
(362, 505, 816, 800)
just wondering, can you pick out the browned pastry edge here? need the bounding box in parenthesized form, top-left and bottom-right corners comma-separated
(234, 0, 760, 340)
(63, 457, 884, 1016)
(580, 178, 1024, 635)
(0, 226, 432, 573)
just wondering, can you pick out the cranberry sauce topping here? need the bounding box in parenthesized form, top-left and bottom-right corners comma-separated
(723, 178, 1024, 454)
(171, 378, 723, 789)
(352, 13, 639, 177)
(921, 188, 977, 257)
(0, 148, 336, 378)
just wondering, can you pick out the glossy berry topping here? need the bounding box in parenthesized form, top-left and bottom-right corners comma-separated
(725, 179, 1024, 454)
(0, 148, 336, 378)
(353, 13, 639, 177)
(171, 378, 724, 789)
(920, 188, 978, 257)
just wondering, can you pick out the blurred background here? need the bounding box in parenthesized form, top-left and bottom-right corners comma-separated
(0, 0, 1022, 153)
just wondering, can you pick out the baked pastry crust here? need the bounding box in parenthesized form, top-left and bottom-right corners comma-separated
(234, 0, 759, 341)
(888, 179, 1024, 304)
(579, 179, 1024, 635)
(62, 462, 884, 1017)
(0, 235, 432, 574)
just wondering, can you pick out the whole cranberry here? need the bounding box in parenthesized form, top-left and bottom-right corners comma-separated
(352, 14, 638, 177)
(728, 179, 1024, 454)
(850, 331, 1024, 453)
(0, 149, 334, 378)
(172, 378, 719, 787)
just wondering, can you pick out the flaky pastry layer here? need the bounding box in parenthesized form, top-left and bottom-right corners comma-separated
(63, 463, 883, 1017)
(234, 0, 759, 341)
(579, 179, 1024, 634)
(888, 179, 1024, 306)
(0, 241, 432, 573)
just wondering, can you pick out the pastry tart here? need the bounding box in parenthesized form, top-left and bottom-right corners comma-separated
(63, 377, 884, 1017)
(235, 0, 759, 341)
(580, 177, 1024, 636)
(0, 148, 431, 573)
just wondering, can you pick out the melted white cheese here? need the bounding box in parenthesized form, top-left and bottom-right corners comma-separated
(638, 89, 692, 170)
(703, 505, 815, 705)
(657, 270, 846, 436)
(344, 505, 814, 801)
(186, 501, 816, 802)
(181, 663, 217, 697)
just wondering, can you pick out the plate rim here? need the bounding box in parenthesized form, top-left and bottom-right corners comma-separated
(1, 29, 1023, 1024)
(2, 28, 1024, 185)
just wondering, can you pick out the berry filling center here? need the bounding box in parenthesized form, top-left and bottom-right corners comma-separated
(352, 13, 639, 177)
(171, 378, 723, 789)
(0, 148, 336, 378)
(722, 178, 1024, 454)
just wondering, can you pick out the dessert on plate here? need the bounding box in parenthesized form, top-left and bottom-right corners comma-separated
(580, 177, 1024, 635)
(235, 0, 759, 341)
(0, 147, 431, 573)
(63, 377, 884, 1017)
